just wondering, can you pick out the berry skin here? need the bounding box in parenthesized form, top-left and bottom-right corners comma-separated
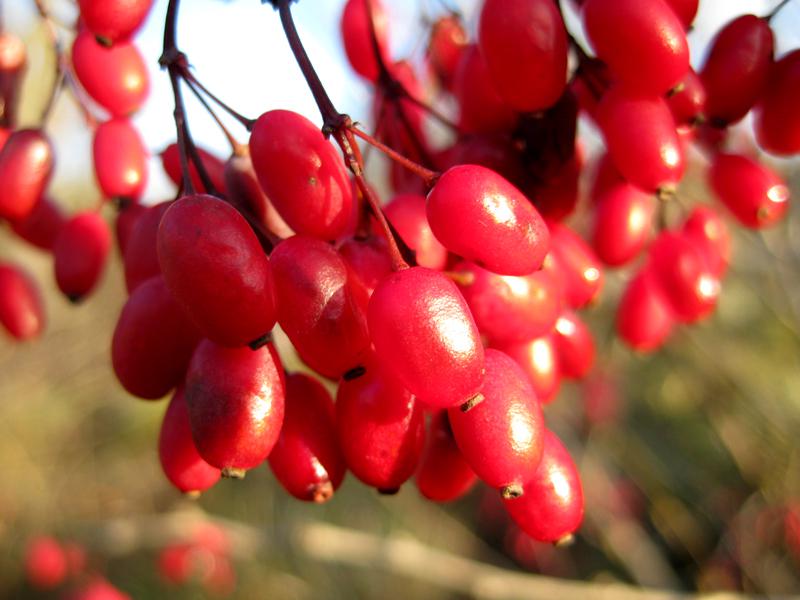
(9, 195, 65, 251)
(53, 212, 112, 302)
(24, 536, 67, 590)
(427, 165, 550, 276)
(478, 0, 567, 112)
(184, 340, 285, 477)
(111, 276, 200, 400)
(158, 385, 221, 495)
(123, 201, 171, 293)
(383, 193, 448, 270)
(617, 267, 676, 352)
(367, 266, 485, 410)
(502, 429, 584, 544)
(755, 49, 800, 156)
(548, 222, 603, 308)
(0, 263, 45, 341)
(551, 310, 595, 380)
(78, 0, 155, 44)
(416, 411, 477, 502)
(448, 349, 545, 497)
(92, 117, 148, 201)
(681, 205, 731, 278)
(493, 336, 561, 405)
(427, 14, 467, 90)
(591, 180, 655, 267)
(340, 0, 390, 82)
(268, 373, 346, 502)
(157, 194, 276, 347)
(453, 45, 518, 135)
(0, 129, 54, 221)
(336, 358, 425, 492)
(161, 143, 227, 195)
(249, 110, 355, 240)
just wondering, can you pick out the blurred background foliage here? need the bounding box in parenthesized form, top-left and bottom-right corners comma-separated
(2, 0, 800, 598)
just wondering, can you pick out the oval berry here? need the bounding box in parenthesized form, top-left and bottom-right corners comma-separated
(551, 310, 595, 380)
(449, 349, 544, 497)
(161, 143, 227, 196)
(548, 222, 603, 308)
(617, 267, 676, 352)
(0, 129, 54, 221)
(93, 117, 148, 201)
(159, 385, 221, 495)
(185, 340, 284, 477)
(157, 194, 276, 347)
(453, 45, 518, 135)
(427, 165, 550, 276)
(755, 49, 800, 156)
(78, 0, 154, 44)
(340, 0, 390, 82)
(0, 263, 45, 341)
(416, 411, 477, 502)
(53, 211, 111, 302)
(493, 336, 561, 405)
(427, 14, 467, 90)
(268, 373, 346, 502)
(681, 205, 731, 277)
(591, 181, 655, 266)
(367, 266, 485, 409)
(249, 110, 354, 240)
(383, 193, 447, 270)
(123, 201, 171, 292)
(10, 195, 65, 251)
(337, 235, 392, 298)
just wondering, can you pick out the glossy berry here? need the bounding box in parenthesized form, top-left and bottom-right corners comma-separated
(337, 235, 392, 298)
(157, 194, 276, 347)
(682, 205, 731, 277)
(427, 14, 467, 90)
(755, 49, 800, 156)
(478, 0, 567, 112)
(249, 110, 354, 240)
(184, 340, 284, 477)
(551, 310, 595, 380)
(503, 429, 583, 543)
(123, 201, 171, 292)
(493, 336, 561, 405)
(667, 68, 707, 126)
(53, 212, 111, 302)
(708, 153, 789, 229)
(368, 266, 485, 409)
(340, 0, 390, 82)
(427, 165, 550, 276)
(161, 143, 227, 195)
(453, 45, 518, 134)
(449, 349, 545, 496)
(111, 276, 200, 399)
(0, 129, 54, 221)
(270, 235, 370, 379)
(268, 373, 346, 502)
(416, 411, 477, 502)
(93, 117, 148, 201)
(454, 261, 562, 344)
(617, 267, 676, 352)
(78, 0, 154, 44)
(548, 223, 603, 308)
(336, 358, 425, 492)
(9, 195, 65, 251)
(583, 0, 689, 95)
(158, 385, 221, 495)
(0, 263, 44, 341)
(700, 15, 773, 127)
(24, 537, 67, 590)
(383, 193, 448, 270)
(665, 0, 698, 28)
(71, 30, 149, 117)
(597, 87, 685, 193)
(591, 181, 655, 267)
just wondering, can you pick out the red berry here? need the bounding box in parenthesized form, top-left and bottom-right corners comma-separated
(493, 336, 561, 405)
(114, 201, 146, 255)
(667, 68, 707, 126)
(336, 358, 425, 492)
(700, 15, 773, 127)
(367, 266, 485, 409)
(337, 235, 392, 298)
(755, 49, 800, 156)
(161, 143, 227, 196)
(24, 536, 67, 590)
(426, 15, 467, 90)
(664, 0, 698, 28)
(502, 429, 583, 543)
(157, 194, 276, 347)
(0, 263, 45, 340)
(478, 0, 567, 112)
(53, 211, 111, 302)
(591, 180, 655, 267)
(71, 29, 149, 117)
(708, 153, 789, 229)
(62, 578, 130, 600)
(9, 195, 65, 251)
(0, 129, 53, 221)
(249, 110, 355, 240)
(617, 267, 676, 352)
(681, 205, 731, 277)
(270, 235, 370, 379)
(416, 411, 477, 502)
(268, 373, 346, 502)
(92, 117, 148, 201)
(340, 0, 390, 82)
(551, 310, 595, 380)
(158, 385, 221, 495)
(548, 222, 603, 308)
(78, 0, 154, 44)
(383, 193, 448, 270)
(111, 276, 200, 399)
(123, 201, 171, 293)
(583, 0, 689, 95)
(184, 340, 284, 476)
(427, 165, 550, 276)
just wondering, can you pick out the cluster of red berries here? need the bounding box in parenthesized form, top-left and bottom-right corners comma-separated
(1, 0, 798, 555)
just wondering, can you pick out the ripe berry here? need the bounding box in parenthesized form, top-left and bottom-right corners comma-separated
(548, 222, 603, 308)
(427, 14, 467, 90)
(591, 180, 655, 267)
(583, 0, 689, 95)
(367, 266, 485, 410)
(383, 193, 448, 270)
(337, 235, 392, 298)
(0, 129, 54, 221)
(617, 267, 676, 352)
(71, 30, 149, 117)
(340, 0, 390, 82)
(184, 340, 284, 477)
(681, 205, 731, 277)
(157, 194, 276, 347)
(664, 0, 699, 29)
(478, 0, 567, 112)
(268, 373, 346, 502)
(111, 276, 200, 399)
(708, 153, 789, 229)
(123, 201, 171, 292)
(416, 411, 477, 502)
(77, 0, 154, 44)
(0, 264, 44, 341)
(161, 143, 227, 195)
(158, 385, 221, 495)
(755, 49, 800, 156)
(551, 310, 595, 380)
(9, 195, 65, 251)
(92, 117, 148, 201)
(493, 336, 561, 405)
(249, 110, 355, 240)
(269, 235, 370, 379)
(53, 212, 111, 302)
(448, 349, 545, 497)
(427, 165, 550, 276)
(502, 429, 583, 544)
(24, 536, 67, 590)
(667, 69, 707, 126)
(336, 358, 425, 492)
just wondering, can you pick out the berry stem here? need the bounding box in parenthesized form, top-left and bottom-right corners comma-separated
(177, 66, 256, 131)
(766, 0, 794, 21)
(350, 125, 440, 188)
(183, 76, 242, 154)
